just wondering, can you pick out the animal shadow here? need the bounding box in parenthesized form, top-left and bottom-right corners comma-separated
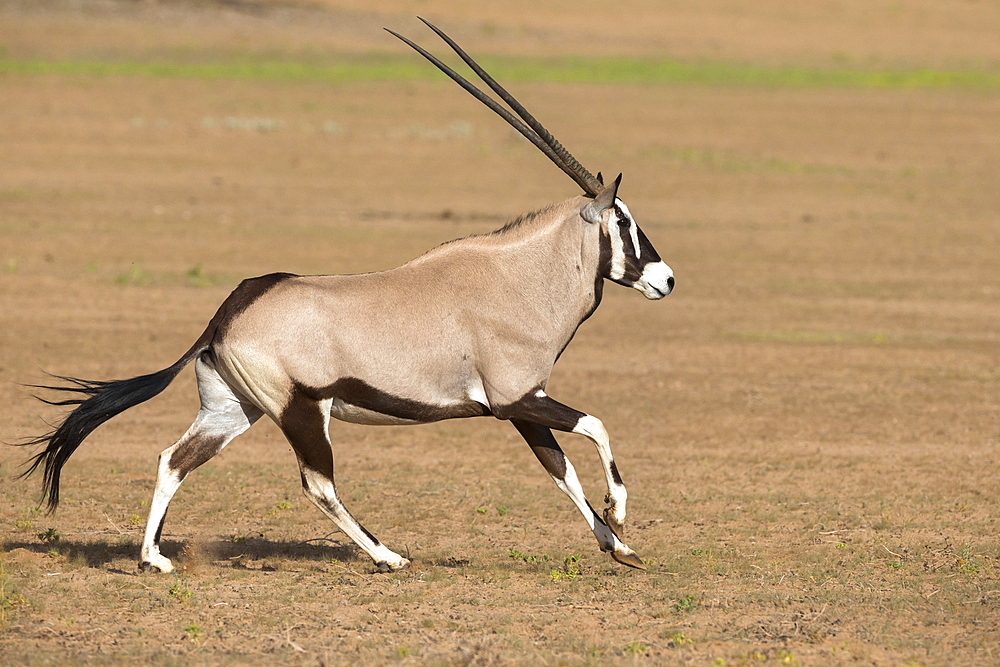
(4, 535, 361, 573)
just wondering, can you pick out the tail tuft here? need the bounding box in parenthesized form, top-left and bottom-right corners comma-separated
(17, 367, 187, 512)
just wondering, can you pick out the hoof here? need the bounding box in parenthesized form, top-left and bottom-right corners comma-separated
(603, 507, 625, 542)
(611, 550, 646, 570)
(375, 558, 411, 573)
(138, 559, 173, 574)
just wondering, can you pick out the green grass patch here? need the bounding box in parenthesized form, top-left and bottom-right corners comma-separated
(2, 54, 998, 89)
(642, 145, 857, 175)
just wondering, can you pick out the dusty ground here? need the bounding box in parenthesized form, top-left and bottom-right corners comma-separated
(1, 1, 998, 665)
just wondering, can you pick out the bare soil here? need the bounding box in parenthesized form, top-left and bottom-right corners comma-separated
(1, 1, 998, 665)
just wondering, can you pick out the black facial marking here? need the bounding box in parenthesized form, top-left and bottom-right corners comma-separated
(617, 216, 634, 255)
(635, 225, 662, 265)
(302, 378, 491, 424)
(596, 227, 612, 291)
(615, 213, 643, 282)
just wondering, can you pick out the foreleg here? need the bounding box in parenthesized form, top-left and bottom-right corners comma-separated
(496, 391, 629, 539)
(511, 419, 644, 569)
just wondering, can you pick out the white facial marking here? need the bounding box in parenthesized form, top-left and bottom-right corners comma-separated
(534, 389, 547, 398)
(607, 213, 626, 281)
(616, 199, 641, 261)
(635, 261, 674, 299)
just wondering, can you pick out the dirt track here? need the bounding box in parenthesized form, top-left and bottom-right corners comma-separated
(1, 1, 998, 664)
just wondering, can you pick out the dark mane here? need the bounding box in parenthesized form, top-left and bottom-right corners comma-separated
(405, 202, 572, 267)
(489, 203, 559, 237)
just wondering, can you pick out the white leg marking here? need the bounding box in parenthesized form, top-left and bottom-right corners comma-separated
(139, 357, 260, 573)
(572, 414, 628, 527)
(140, 453, 182, 572)
(551, 457, 633, 556)
(299, 464, 409, 569)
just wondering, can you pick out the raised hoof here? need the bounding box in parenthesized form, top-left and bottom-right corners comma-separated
(603, 507, 625, 542)
(611, 550, 646, 570)
(375, 558, 411, 573)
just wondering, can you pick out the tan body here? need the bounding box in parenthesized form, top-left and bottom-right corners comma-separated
(220, 198, 601, 422)
(22, 22, 674, 574)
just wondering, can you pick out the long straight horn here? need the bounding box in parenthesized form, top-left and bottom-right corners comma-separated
(415, 18, 603, 196)
(386, 21, 603, 197)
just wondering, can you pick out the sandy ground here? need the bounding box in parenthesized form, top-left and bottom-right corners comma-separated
(1, 1, 998, 664)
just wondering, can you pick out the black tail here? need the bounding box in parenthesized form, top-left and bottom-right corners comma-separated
(16, 272, 295, 512)
(18, 345, 207, 513)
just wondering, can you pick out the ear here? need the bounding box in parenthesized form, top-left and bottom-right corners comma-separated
(596, 172, 605, 185)
(581, 173, 622, 224)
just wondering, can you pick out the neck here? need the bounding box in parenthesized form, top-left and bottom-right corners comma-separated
(480, 197, 605, 352)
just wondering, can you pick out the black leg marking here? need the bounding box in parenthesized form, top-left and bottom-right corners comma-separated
(507, 398, 640, 568)
(280, 386, 406, 569)
(153, 510, 167, 545)
(493, 392, 585, 431)
(512, 419, 567, 479)
(298, 378, 490, 424)
(358, 523, 382, 547)
(281, 390, 335, 478)
(168, 434, 227, 477)
(610, 460, 624, 486)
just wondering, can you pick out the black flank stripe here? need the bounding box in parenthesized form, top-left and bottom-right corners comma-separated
(302, 378, 491, 423)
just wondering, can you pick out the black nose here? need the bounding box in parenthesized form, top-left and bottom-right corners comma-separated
(667, 276, 675, 292)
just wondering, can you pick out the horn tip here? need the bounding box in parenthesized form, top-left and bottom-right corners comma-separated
(418, 17, 444, 34)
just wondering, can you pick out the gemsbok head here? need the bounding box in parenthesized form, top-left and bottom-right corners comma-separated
(19, 19, 674, 574)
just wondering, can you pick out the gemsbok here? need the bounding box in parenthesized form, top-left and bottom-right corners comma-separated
(19, 19, 674, 574)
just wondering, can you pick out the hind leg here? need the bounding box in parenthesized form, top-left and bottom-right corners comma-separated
(139, 356, 261, 573)
(281, 390, 409, 571)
